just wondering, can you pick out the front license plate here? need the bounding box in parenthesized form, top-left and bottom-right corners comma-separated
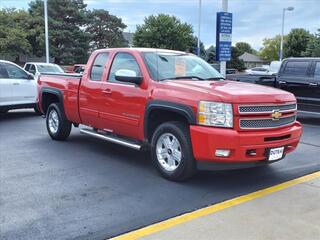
(268, 147, 284, 161)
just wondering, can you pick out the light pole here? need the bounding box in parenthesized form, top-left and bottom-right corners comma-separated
(197, 0, 202, 56)
(280, 6, 294, 61)
(44, 0, 49, 63)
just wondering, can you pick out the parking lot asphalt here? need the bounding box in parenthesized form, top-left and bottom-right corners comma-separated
(0, 110, 319, 240)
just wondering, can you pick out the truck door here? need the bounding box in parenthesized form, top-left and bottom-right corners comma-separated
(99, 52, 148, 140)
(79, 52, 110, 128)
(307, 61, 320, 113)
(0, 63, 12, 107)
(277, 60, 313, 110)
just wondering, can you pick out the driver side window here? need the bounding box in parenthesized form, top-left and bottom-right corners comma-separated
(4, 63, 28, 79)
(108, 53, 141, 83)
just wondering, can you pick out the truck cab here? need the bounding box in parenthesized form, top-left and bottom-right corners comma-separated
(277, 58, 320, 114)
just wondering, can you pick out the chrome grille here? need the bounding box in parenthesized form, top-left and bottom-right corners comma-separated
(240, 116, 296, 129)
(239, 104, 297, 114)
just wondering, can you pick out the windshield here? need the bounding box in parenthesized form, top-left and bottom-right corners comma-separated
(37, 64, 64, 73)
(142, 52, 224, 81)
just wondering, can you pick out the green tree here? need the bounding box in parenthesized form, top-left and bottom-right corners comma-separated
(205, 45, 216, 63)
(28, 0, 90, 64)
(0, 9, 32, 62)
(133, 14, 194, 51)
(235, 42, 255, 55)
(259, 35, 283, 61)
(227, 46, 245, 70)
(285, 28, 312, 57)
(86, 9, 128, 50)
(188, 36, 205, 58)
(303, 29, 320, 57)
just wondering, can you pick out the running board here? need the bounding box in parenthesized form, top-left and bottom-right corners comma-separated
(80, 128, 142, 150)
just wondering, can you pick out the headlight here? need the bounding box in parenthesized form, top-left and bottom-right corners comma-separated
(198, 101, 233, 128)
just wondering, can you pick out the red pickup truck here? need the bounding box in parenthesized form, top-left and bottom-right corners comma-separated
(38, 48, 302, 181)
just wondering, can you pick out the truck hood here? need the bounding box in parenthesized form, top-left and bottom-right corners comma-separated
(165, 80, 296, 104)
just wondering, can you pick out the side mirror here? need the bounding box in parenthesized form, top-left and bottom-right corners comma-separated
(115, 69, 143, 85)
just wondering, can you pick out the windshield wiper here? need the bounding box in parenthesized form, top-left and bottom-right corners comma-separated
(161, 76, 204, 81)
(204, 77, 225, 80)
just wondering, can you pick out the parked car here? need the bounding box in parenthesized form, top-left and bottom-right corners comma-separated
(37, 48, 302, 181)
(245, 66, 272, 75)
(0, 60, 39, 113)
(277, 58, 320, 114)
(24, 62, 64, 79)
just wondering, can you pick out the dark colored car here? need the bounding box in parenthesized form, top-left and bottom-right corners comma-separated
(277, 58, 320, 114)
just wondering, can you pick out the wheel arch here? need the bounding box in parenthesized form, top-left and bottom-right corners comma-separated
(144, 100, 196, 142)
(41, 87, 64, 115)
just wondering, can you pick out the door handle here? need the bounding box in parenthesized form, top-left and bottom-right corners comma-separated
(278, 81, 286, 85)
(102, 88, 112, 94)
(13, 82, 20, 85)
(309, 82, 318, 87)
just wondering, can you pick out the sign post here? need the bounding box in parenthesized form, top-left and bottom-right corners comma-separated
(216, 11, 232, 76)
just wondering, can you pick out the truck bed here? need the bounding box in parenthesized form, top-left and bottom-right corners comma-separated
(38, 73, 82, 123)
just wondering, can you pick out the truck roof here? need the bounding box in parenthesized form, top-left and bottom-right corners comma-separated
(93, 48, 188, 55)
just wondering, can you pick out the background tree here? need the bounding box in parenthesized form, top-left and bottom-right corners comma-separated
(0, 9, 32, 62)
(205, 45, 216, 63)
(285, 28, 312, 57)
(303, 29, 320, 57)
(28, 0, 90, 64)
(235, 42, 256, 55)
(227, 46, 245, 70)
(86, 9, 128, 50)
(188, 36, 205, 58)
(259, 35, 283, 61)
(133, 14, 194, 51)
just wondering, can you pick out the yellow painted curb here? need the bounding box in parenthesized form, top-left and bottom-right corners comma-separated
(111, 171, 320, 240)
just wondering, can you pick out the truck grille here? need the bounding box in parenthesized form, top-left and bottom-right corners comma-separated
(240, 115, 296, 129)
(239, 103, 297, 114)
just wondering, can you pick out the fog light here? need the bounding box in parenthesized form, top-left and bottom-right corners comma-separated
(215, 149, 231, 157)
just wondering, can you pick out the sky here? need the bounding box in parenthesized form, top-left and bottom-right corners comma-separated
(1, 0, 319, 50)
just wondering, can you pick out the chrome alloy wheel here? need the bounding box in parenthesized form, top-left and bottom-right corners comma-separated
(156, 133, 182, 172)
(48, 109, 59, 134)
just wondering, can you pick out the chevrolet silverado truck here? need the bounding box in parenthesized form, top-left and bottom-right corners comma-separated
(37, 48, 302, 181)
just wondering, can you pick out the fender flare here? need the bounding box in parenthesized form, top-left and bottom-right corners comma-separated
(41, 87, 64, 114)
(144, 100, 196, 140)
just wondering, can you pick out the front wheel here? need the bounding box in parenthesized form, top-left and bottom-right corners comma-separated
(46, 103, 72, 140)
(151, 121, 196, 181)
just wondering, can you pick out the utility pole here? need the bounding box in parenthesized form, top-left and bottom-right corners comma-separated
(197, 0, 202, 56)
(280, 7, 294, 61)
(220, 0, 228, 76)
(44, 0, 49, 63)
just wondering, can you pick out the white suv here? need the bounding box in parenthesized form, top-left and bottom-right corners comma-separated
(0, 60, 38, 114)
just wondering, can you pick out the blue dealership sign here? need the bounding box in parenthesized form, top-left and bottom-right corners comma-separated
(216, 12, 232, 61)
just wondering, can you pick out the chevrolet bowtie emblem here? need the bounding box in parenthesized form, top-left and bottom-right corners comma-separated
(271, 110, 282, 120)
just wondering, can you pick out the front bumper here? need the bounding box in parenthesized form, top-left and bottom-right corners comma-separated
(190, 121, 302, 170)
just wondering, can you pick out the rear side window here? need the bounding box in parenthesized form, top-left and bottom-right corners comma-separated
(282, 61, 309, 77)
(314, 62, 320, 78)
(24, 64, 31, 71)
(90, 53, 109, 81)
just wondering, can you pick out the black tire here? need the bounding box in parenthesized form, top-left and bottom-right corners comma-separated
(151, 121, 196, 181)
(46, 103, 72, 140)
(0, 109, 8, 114)
(34, 106, 42, 115)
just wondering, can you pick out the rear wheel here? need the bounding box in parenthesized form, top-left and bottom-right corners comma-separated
(0, 109, 8, 114)
(151, 121, 196, 181)
(46, 103, 72, 140)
